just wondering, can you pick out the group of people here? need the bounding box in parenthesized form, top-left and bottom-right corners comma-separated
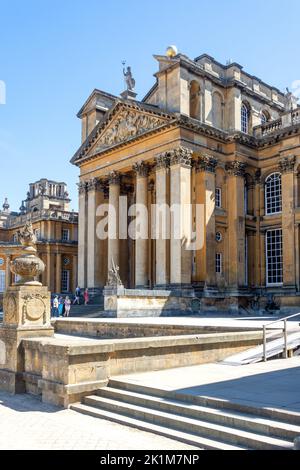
(51, 286, 90, 318)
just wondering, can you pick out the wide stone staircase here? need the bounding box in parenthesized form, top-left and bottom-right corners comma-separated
(71, 378, 300, 450)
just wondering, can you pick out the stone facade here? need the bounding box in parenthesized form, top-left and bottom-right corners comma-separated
(71, 50, 300, 312)
(0, 179, 78, 307)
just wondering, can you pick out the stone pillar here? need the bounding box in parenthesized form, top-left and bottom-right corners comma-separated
(279, 156, 296, 288)
(195, 154, 217, 287)
(169, 147, 192, 286)
(155, 153, 169, 286)
(5, 255, 11, 289)
(72, 255, 78, 292)
(107, 171, 120, 274)
(46, 248, 51, 289)
(253, 170, 262, 288)
(225, 161, 246, 289)
(55, 253, 61, 293)
(133, 162, 149, 288)
(87, 178, 101, 290)
(78, 181, 87, 288)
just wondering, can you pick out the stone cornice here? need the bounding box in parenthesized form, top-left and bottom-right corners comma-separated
(169, 146, 193, 168)
(278, 155, 296, 173)
(133, 161, 150, 177)
(195, 154, 218, 173)
(225, 161, 246, 177)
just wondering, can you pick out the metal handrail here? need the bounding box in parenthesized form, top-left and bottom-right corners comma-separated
(263, 312, 300, 362)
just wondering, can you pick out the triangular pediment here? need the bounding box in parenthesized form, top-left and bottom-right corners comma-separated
(90, 105, 171, 154)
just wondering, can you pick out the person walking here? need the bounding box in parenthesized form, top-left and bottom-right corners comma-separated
(52, 295, 59, 317)
(64, 296, 71, 317)
(73, 286, 81, 305)
(84, 288, 89, 305)
(58, 296, 64, 317)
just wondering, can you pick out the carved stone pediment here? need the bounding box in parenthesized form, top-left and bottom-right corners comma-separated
(92, 109, 169, 153)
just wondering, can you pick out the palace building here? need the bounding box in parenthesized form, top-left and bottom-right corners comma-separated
(0, 179, 78, 307)
(71, 48, 300, 312)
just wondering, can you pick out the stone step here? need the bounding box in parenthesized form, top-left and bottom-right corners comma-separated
(70, 403, 245, 450)
(80, 394, 293, 449)
(110, 378, 300, 426)
(96, 386, 300, 441)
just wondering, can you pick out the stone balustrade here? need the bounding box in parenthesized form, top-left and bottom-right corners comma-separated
(5, 209, 78, 228)
(254, 109, 300, 138)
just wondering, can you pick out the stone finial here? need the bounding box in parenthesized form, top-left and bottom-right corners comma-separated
(155, 152, 170, 170)
(2, 198, 10, 212)
(278, 155, 295, 173)
(108, 170, 121, 185)
(133, 161, 150, 178)
(77, 181, 87, 195)
(195, 154, 218, 173)
(225, 161, 246, 177)
(169, 147, 193, 168)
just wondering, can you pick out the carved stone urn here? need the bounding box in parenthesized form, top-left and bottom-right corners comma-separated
(10, 222, 45, 286)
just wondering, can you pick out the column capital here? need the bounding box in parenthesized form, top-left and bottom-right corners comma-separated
(133, 161, 150, 177)
(169, 146, 193, 168)
(278, 155, 296, 173)
(195, 154, 217, 173)
(99, 179, 109, 199)
(108, 170, 121, 185)
(154, 152, 170, 170)
(77, 181, 87, 195)
(225, 161, 246, 177)
(87, 177, 100, 192)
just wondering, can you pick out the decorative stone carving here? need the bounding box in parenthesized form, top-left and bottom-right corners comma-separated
(225, 161, 246, 177)
(96, 111, 166, 150)
(155, 153, 170, 170)
(254, 169, 262, 185)
(278, 155, 295, 173)
(3, 294, 17, 322)
(87, 177, 100, 191)
(22, 294, 47, 323)
(107, 258, 123, 287)
(133, 161, 150, 178)
(169, 147, 193, 168)
(108, 171, 121, 185)
(77, 181, 87, 194)
(10, 222, 45, 286)
(195, 154, 218, 173)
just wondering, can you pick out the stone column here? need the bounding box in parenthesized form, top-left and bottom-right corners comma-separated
(78, 181, 87, 288)
(107, 171, 120, 273)
(169, 147, 192, 286)
(87, 178, 100, 290)
(72, 254, 78, 292)
(133, 162, 149, 288)
(253, 170, 262, 288)
(279, 156, 296, 288)
(55, 253, 61, 293)
(225, 161, 246, 289)
(154, 153, 169, 286)
(195, 154, 217, 287)
(5, 255, 11, 289)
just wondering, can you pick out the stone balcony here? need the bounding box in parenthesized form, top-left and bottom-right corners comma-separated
(254, 109, 300, 138)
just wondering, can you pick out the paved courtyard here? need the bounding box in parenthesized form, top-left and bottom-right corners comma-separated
(0, 391, 196, 450)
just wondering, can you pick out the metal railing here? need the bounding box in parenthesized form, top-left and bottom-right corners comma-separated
(263, 312, 300, 362)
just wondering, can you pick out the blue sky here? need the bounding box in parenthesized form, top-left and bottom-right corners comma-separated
(0, 0, 299, 211)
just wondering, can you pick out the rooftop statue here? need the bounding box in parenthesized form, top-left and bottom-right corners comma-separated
(123, 65, 135, 92)
(17, 221, 37, 249)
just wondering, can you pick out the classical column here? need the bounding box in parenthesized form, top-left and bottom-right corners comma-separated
(72, 254, 78, 292)
(253, 170, 262, 288)
(5, 255, 11, 289)
(225, 161, 246, 289)
(195, 154, 217, 287)
(87, 177, 101, 290)
(133, 162, 149, 288)
(78, 181, 87, 288)
(279, 156, 296, 288)
(55, 252, 61, 293)
(107, 171, 120, 274)
(154, 153, 169, 286)
(169, 147, 192, 286)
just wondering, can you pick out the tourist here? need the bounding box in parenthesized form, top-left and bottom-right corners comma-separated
(64, 296, 71, 317)
(52, 295, 59, 317)
(58, 296, 64, 317)
(73, 286, 81, 305)
(84, 288, 89, 305)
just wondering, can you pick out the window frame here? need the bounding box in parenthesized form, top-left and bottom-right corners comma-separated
(62, 228, 70, 242)
(215, 187, 222, 209)
(215, 253, 222, 274)
(265, 172, 282, 216)
(265, 228, 283, 287)
(61, 270, 70, 293)
(241, 103, 250, 134)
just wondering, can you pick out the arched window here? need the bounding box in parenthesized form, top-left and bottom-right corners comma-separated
(261, 111, 270, 125)
(265, 172, 282, 215)
(189, 81, 201, 120)
(241, 103, 250, 133)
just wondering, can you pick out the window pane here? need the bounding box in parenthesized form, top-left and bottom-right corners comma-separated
(265, 173, 282, 215)
(266, 229, 283, 285)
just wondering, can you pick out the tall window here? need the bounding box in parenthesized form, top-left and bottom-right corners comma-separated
(62, 229, 70, 242)
(215, 253, 222, 274)
(265, 173, 282, 215)
(215, 188, 222, 208)
(0, 271, 5, 293)
(61, 270, 70, 292)
(241, 103, 250, 134)
(266, 229, 283, 286)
